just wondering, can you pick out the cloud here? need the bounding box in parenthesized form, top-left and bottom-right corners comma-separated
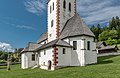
(24, 0, 120, 25)
(16, 25, 36, 30)
(0, 42, 14, 52)
(0, 19, 36, 30)
(76, 0, 120, 25)
(24, 0, 46, 16)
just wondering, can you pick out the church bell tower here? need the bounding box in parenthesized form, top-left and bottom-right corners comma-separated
(47, 0, 76, 42)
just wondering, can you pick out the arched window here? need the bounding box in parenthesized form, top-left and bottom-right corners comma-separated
(53, 2, 54, 10)
(69, 2, 71, 12)
(50, 6, 51, 13)
(63, 0, 66, 9)
(51, 20, 54, 27)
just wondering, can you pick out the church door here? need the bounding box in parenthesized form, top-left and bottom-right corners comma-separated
(48, 60, 52, 70)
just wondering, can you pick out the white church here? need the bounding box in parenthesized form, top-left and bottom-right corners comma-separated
(21, 0, 97, 70)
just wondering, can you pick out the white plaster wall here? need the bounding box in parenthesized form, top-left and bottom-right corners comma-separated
(63, 38, 69, 43)
(39, 47, 53, 70)
(21, 53, 28, 69)
(48, 0, 76, 42)
(82, 36, 97, 65)
(63, 36, 97, 66)
(40, 40, 47, 45)
(27, 52, 36, 68)
(21, 52, 36, 69)
(48, 0, 57, 42)
(57, 46, 71, 66)
(69, 37, 83, 66)
(83, 36, 96, 51)
(85, 51, 97, 64)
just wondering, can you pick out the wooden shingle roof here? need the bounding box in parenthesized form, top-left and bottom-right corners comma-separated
(60, 15, 95, 39)
(98, 45, 118, 51)
(21, 42, 40, 53)
(37, 32, 47, 44)
(35, 39, 72, 51)
(96, 41, 107, 48)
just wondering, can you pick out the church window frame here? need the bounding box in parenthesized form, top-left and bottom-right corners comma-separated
(73, 41, 77, 50)
(49, 34, 52, 37)
(43, 62, 45, 65)
(32, 54, 35, 61)
(87, 41, 90, 50)
(39, 52, 41, 57)
(50, 6, 52, 13)
(53, 2, 54, 11)
(44, 50, 46, 55)
(51, 20, 54, 27)
(69, 2, 71, 12)
(63, 0, 66, 10)
(63, 48, 66, 54)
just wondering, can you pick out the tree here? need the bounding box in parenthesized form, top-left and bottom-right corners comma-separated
(115, 16, 120, 27)
(91, 24, 102, 41)
(106, 38, 117, 45)
(0, 52, 8, 60)
(98, 30, 109, 41)
(91, 16, 120, 45)
(102, 26, 109, 31)
(115, 16, 120, 38)
(109, 16, 120, 37)
(109, 30, 118, 39)
(109, 17, 116, 30)
(99, 30, 118, 45)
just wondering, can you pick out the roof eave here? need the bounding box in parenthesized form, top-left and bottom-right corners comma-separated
(61, 34, 95, 40)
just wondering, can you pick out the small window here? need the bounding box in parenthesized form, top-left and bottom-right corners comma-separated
(87, 41, 90, 50)
(49, 34, 52, 37)
(50, 6, 52, 13)
(44, 50, 46, 55)
(93, 38, 95, 42)
(69, 3, 71, 12)
(43, 62, 45, 65)
(63, 48, 66, 54)
(51, 20, 54, 27)
(32, 54, 35, 61)
(53, 3, 54, 10)
(73, 41, 77, 50)
(63, 0, 66, 9)
(39, 53, 41, 57)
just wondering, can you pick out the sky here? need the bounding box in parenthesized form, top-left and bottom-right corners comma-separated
(0, 0, 120, 52)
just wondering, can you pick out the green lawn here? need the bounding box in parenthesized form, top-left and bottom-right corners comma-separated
(1, 55, 120, 78)
(117, 44, 120, 49)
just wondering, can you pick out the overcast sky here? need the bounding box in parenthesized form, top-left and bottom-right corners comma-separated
(0, 0, 120, 52)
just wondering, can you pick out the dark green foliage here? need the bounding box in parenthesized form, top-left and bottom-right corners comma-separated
(109, 16, 120, 39)
(98, 30, 109, 41)
(90, 24, 102, 41)
(106, 38, 117, 45)
(0, 53, 8, 60)
(117, 39, 120, 44)
(0, 51, 13, 61)
(109, 17, 116, 30)
(99, 30, 118, 42)
(0, 51, 8, 61)
(91, 16, 120, 45)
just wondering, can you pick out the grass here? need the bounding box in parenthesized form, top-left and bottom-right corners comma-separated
(117, 44, 120, 49)
(1, 55, 120, 78)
